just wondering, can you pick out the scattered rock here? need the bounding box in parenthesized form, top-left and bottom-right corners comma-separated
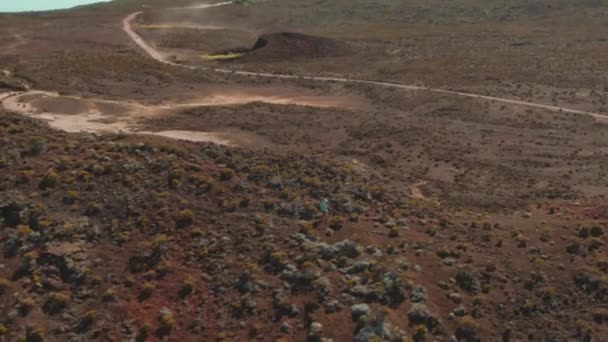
(280, 321, 292, 333)
(453, 307, 466, 317)
(410, 286, 427, 303)
(448, 292, 463, 304)
(350, 303, 371, 321)
(443, 257, 457, 266)
(408, 303, 441, 332)
(309, 321, 324, 339)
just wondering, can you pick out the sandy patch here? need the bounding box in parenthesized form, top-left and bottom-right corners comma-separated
(2, 89, 352, 147)
(32, 112, 130, 133)
(138, 130, 235, 145)
(31, 96, 91, 115)
(170, 93, 363, 110)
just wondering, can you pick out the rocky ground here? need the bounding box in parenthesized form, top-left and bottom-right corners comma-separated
(0, 112, 607, 341)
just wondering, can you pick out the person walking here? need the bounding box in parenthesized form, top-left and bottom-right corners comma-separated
(320, 198, 329, 216)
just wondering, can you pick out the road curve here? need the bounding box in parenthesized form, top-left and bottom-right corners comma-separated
(123, 2, 608, 121)
(122, 2, 233, 66)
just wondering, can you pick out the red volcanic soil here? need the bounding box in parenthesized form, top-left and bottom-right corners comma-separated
(243, 32, 348, 61)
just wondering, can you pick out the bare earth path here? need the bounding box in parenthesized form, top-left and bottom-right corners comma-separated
(122, 2, 608, 122)
(0, 88, 359, 146)
(2, 1, 607, 145)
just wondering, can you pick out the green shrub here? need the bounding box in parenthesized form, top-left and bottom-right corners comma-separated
(85, 202, 102, 216)
(592, 308, 608, 324)
(139, 282, 154, 300)
(39, 170, 60, 190)
(27, 138, 47, 156)
(43, 292, 70, 314)
(158, 307, 176, 335)
(0, 277, 10, 295)
(102, 288, 118, 302)
(329, 216, 345, 230)
(18, 296, 36, 315)
(179, 277, 195, 298)
(175, 209, 194, 228)
(26, 327, 45, 342)
(455, 316, 480, 341)
(79, 310, 97, 330)
(62, 191, 79, 204)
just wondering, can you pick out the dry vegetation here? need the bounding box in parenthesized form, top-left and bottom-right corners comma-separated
(0, 110, 606, 340)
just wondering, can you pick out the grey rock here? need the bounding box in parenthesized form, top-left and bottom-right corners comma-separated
(453, 306, 466, 317)
(350, 303, 371, 321)
(280, 322, 292, 333)
(365, 246, 383, 257)
(310, 322, 323, 334)
(384, 220, 396, 228)
(324, 299, 341, 313)
(7, 309, 19, 320)
(313, 276, 332, 293)
(443, 257, 457, 266)
(410, 286, 427, 303)
(448, 292, 463, 304)
(347, 260, 373, 274)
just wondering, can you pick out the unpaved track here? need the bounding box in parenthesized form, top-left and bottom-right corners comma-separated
(2, 1, 606, 146)
(0, 88, 357, 144)
(123, 2, 608, 121)
(122, 2, 233, 63)
(0, 93, 11, 102)
(2, 90, 354, 113)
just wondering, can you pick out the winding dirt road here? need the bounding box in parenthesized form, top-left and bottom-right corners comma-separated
(1, 1, 607, 145)
(122, 2, 233, 65)
(123, 2, 608, 121)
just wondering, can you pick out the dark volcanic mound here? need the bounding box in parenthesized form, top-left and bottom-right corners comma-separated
(244, 32, 347, 61)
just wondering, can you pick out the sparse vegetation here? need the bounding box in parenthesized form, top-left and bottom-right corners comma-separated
(0, 0, 607, 340)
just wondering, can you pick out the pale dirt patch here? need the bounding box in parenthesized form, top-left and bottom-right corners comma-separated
(138, 130, 236, 146)
(2, 88, 358, 146)
(170, 93, 364, 110)
(32, 112, 130, 133)
(409, 181, 428, 200)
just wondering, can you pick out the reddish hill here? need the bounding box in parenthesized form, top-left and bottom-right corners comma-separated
(243, 32, 348, 60)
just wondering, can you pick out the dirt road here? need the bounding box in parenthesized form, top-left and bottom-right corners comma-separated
(122, 2, 233, 67)
(0, 87, 361, 144)
(123, 2, 608, 121)
(2, 1, 606, 145)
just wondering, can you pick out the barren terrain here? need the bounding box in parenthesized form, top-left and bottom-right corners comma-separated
(0, 1, 607, 341)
